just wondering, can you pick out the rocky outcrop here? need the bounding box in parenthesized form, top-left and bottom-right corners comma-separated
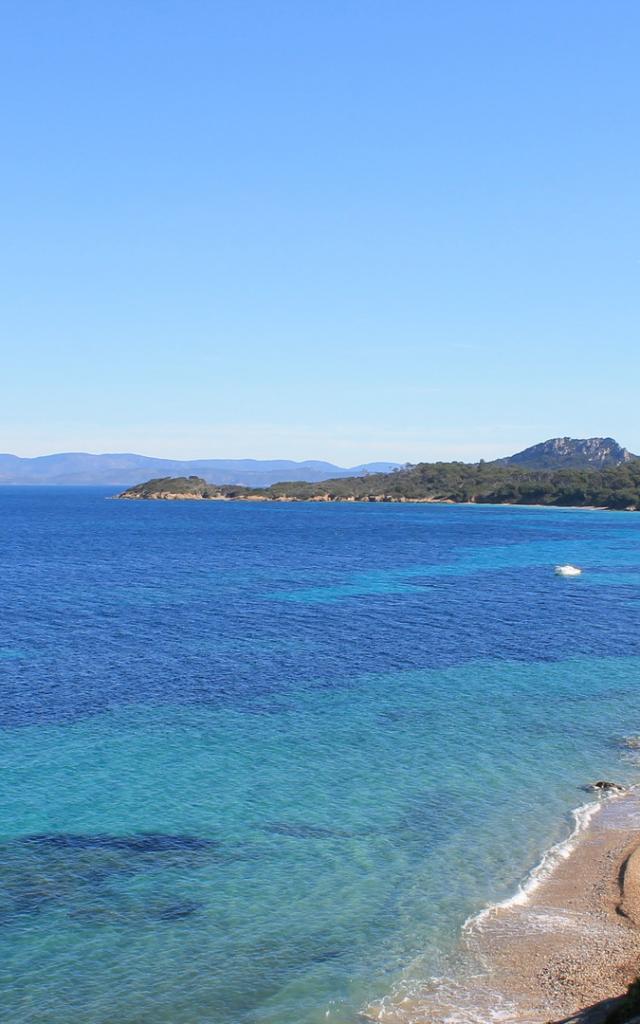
(498, 437, 637, 470)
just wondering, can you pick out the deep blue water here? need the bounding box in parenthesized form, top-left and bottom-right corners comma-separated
(1, 488, 640, 1022)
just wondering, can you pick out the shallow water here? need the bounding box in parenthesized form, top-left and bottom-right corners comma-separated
(1, 490, 640, 1023)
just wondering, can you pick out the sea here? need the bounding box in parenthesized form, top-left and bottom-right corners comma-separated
(1, 487, 640, 1024)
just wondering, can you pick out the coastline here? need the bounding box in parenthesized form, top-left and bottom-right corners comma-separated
(465, 791, 640, 1023)
(116, 492, 619, 512)
(365, 792, 640, 1024)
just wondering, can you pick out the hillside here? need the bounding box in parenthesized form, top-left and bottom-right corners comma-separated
(496, 436, 636, 470)
(118, 460, 640, 510)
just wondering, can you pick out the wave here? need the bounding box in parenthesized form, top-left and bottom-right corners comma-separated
(364, 789, 634, 1024)
(465, 798, 604, 930)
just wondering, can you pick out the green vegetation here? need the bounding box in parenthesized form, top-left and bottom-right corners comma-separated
(119, 460, 640, 510)
(118, 476, 225, 498)
(261, 460, 640, 507)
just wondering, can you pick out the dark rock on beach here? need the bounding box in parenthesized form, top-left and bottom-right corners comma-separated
(585, 781, 626, 793)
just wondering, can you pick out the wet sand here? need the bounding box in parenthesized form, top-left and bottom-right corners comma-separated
(364, 793, 640, 1024)
(467, 792, 640, 1023)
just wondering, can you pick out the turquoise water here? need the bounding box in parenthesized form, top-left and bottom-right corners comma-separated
(1, 491, 640, 1022)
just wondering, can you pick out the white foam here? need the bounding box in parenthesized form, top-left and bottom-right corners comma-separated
(465, 793, 627, 933)
(363, 790, 639, 1024)
(363, 974, 530, 1024)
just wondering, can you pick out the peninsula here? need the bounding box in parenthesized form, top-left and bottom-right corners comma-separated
(117, 437, 640, 510)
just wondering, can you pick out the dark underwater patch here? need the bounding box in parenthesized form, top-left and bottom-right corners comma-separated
(65, 897, 204, 926)
(311, 947, 345, 963)
(20, 832, 219, 852)
(155, 899, 203, 921)
(261, 821, 359, 840)
(0, 833, 219, 928)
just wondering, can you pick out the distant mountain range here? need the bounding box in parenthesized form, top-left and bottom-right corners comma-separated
(0, 438, 635, 486)
(0, 453, 400, 487)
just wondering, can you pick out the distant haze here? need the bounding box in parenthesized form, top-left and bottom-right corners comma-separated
(0, 437, 635, 487)
(0, 453, 400, 488)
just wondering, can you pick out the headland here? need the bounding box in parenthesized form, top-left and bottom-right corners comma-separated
(115, 456, 640, 511)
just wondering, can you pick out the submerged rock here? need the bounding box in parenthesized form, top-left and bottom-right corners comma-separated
(0, 832, 221, 928)
(155, 899, 202, 922)
(21, 833, 218, 852)
(261, 822, 357, 840)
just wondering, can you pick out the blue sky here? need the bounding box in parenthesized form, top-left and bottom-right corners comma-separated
(2, 1, 638, 463)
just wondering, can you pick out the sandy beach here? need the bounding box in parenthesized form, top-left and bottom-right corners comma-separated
(365, 792, 640, 1024)
(466, 791, 640, 1023)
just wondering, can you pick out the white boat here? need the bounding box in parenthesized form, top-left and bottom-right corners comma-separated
(554, 564, 582, 577)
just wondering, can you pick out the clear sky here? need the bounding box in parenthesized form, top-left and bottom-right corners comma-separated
(2, 1, 639, 464)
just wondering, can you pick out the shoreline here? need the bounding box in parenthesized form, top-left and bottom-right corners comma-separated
(116, 493, 622, 512)
(465, 791, 640, 1023)
(364, 792, 640, 1023)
